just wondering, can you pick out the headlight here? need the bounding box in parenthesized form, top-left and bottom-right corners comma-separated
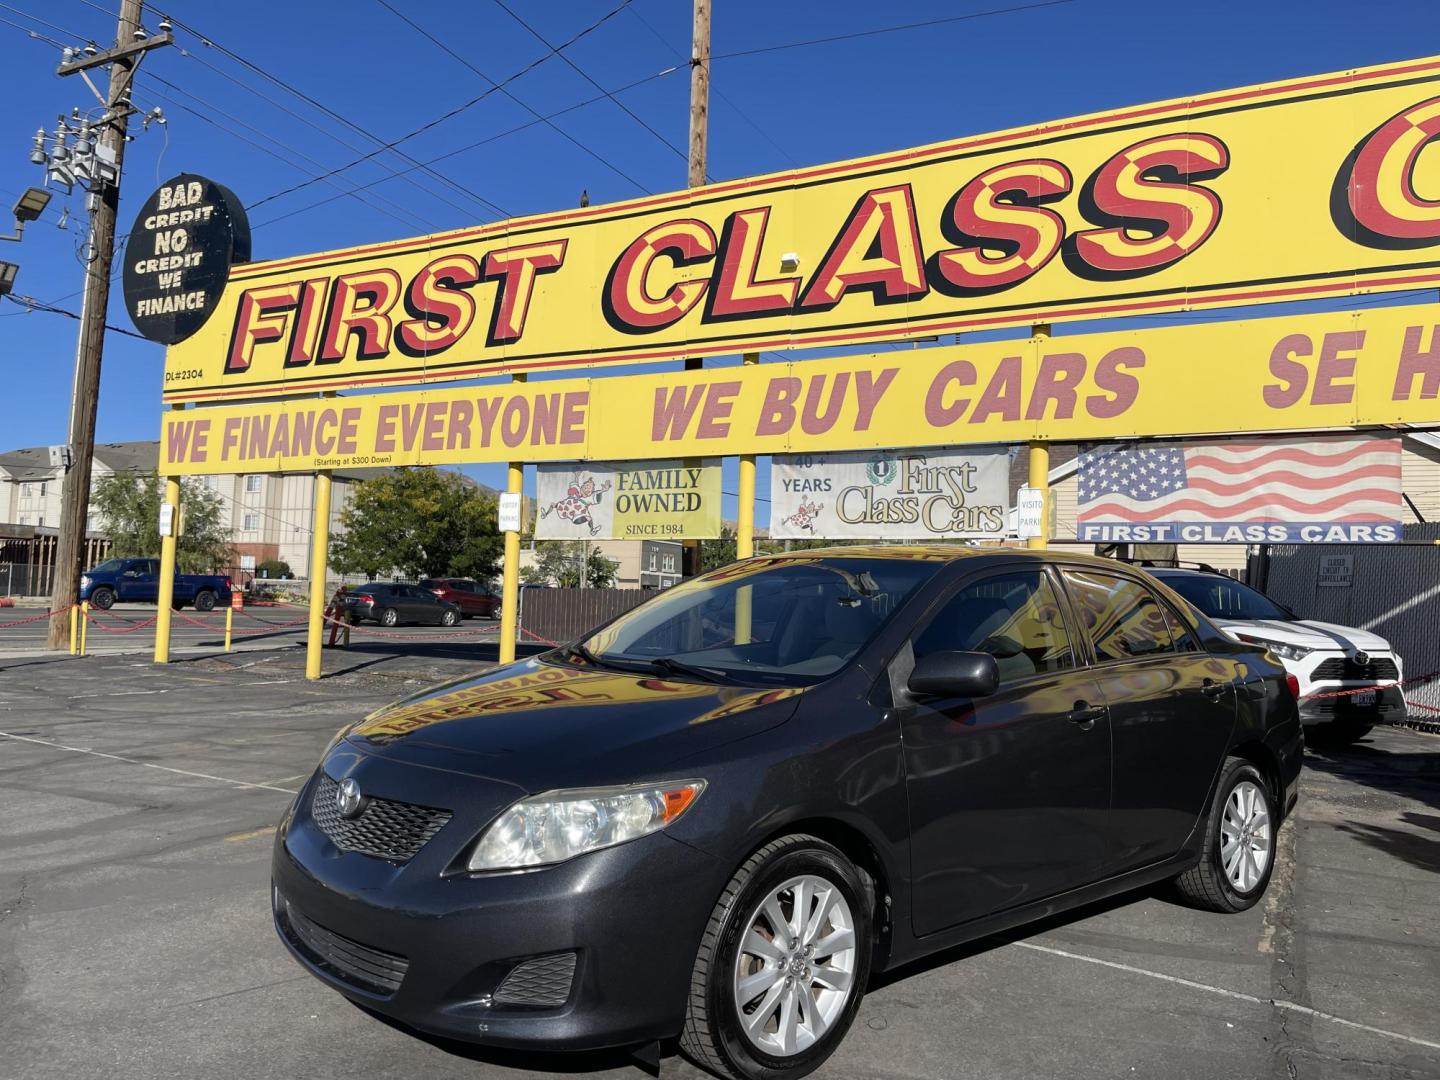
(467, 779, 706, 872)
(80, 575, 91, 587)
(1237, 634, 1311, 661)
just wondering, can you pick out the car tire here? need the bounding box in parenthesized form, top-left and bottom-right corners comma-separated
(194, 590, 216, 612)
(90, 587, 115, 611)
(440, 608, 459, 627)
(680, 835, 873, 1080)
(380, 607, 399, 628)
(1173, 757, 1277, 913)
(1305, 720, 1374, 748)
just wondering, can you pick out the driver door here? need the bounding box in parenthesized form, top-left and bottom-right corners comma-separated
(897, 566, 1113, 936)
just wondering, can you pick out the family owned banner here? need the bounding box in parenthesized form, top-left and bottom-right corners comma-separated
(771, 449, 1010, 540)
(535, 460, 722, 540)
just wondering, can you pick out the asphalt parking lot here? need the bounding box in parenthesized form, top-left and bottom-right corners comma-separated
(2, 649, 1438, 1080)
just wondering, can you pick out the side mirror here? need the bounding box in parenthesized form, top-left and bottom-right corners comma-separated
(908, 650, 1000, 700)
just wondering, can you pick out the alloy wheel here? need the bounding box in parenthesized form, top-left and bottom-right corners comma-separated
(732, 874, 857, 1057)
(1220, 779, 1272, 892)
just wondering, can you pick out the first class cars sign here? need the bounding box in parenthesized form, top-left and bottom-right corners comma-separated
(124, 174, 250, 346)
(162, 54, 1440, 403)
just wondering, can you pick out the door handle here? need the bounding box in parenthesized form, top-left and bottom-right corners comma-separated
(1066, 701, 1106, 728)
(1202, 679, 1230, 699)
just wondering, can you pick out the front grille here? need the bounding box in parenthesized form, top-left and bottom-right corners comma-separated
(280, 896, 409, 996)
(311, 774, 451, 863)
(493, 952, 578, 1008)
(1312, 656, 1399, 682)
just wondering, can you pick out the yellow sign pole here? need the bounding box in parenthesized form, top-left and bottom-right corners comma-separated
(153, 475, 181, 663)
(734, 352, 759, 645)
(79, 601, 89, 657)
(305, 470, 333, 681)
(1026, 323, 1051, 551)
(498, 374, 526, 665)
(224, 606, 233, 653)
(69, 603, 77, 655)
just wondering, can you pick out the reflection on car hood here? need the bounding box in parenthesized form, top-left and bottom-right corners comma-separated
(1213, 618, 1393, 653)
(344, 657, 804, 790)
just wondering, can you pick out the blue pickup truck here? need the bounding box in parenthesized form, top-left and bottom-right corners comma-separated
(80, 558, 233, 611)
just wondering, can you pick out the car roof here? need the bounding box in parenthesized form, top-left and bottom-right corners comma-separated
(755, 545, 1150, 571)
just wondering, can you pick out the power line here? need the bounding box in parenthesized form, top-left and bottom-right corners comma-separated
(372, 0, 651, 194)
(236, 0, 638, 212)
(0, 10, 65, 48)
(137, 72, 444, 234)
(2, 292, 147, 340)
(710, 1, 1077, 60)
(492, 0, 691, 172)
(248, 65, 682, 230)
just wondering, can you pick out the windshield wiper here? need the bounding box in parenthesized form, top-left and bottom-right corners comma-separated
(558, 641, 605, 667)
(647, 656, 739, 685)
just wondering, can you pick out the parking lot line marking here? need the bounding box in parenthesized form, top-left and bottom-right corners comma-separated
(224, 826, 277, 842)
(0, 731, 300, 795)
(1016, 941, 1440, 1053)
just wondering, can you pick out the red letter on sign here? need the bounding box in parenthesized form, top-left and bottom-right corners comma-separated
(317, 269, 403, 363)
(1068, 134, 1229, 279)
(397, 253, 482, 356)
(799, 185, 929, 311)
(1337, 96, 1440, 248)
(226, 283, 301, 373)
(706, 206, 801, 320)
(930, 160, 1071, 294)
(480, 241, 566, 345)
(604, 221, 717, 333)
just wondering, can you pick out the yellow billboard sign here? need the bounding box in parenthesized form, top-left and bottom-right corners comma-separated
(162, 55, 1440, 404)
(160, 303, 1440, 475)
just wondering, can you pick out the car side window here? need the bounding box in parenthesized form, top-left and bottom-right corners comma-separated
(1062, 570, 1176, 662)
(913, 570, 1074, 685)
(1158, 601, 1200, 653)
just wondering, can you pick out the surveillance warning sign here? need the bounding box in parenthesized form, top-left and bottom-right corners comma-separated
(123, 173, 249, 346)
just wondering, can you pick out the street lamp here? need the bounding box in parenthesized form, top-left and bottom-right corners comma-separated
(1, 187, 51, 242)
(0, 260, 19, 296)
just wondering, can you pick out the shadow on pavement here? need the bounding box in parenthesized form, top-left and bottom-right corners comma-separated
(1302, 734, 1440, 811)
(1336, 811, 1440, 875)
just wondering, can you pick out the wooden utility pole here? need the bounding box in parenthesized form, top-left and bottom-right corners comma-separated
(687, 0, 710, 191)
(681, 0, 712, 578)
(47, 0, 167, 647)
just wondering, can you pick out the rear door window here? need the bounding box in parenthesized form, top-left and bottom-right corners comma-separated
(913, 570, 1074, 685)
(1062, 570, 1176, 662)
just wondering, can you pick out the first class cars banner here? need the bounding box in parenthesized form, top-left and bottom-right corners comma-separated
(163, 54, 1440, 404)
(159, 302, 1440, 475)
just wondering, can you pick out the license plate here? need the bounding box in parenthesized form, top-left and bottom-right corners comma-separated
(1352, 691, 1378, 707)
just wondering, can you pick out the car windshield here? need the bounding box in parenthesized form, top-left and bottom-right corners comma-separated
(91, 558, 124, 573)
(569, 556, 943, 687)
(1158, 574, 1292, 621)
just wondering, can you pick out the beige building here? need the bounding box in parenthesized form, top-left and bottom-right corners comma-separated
(0, 441, 377, 581)
(517, 538, 684, 590)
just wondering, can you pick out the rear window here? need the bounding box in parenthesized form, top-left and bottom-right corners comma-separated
(1157, 573, 1291, 622)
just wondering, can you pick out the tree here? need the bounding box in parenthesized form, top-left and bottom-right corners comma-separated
(257, 559, 291, 579)
(330, 468, 502, 580)
(92, 470, 232, 572)
(529, 541, 619, 588)
(701, 526, 737, 571)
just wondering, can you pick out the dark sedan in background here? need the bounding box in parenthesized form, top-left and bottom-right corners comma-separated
(342, 583, 461, 627)
(275, 548, 1302, 1080)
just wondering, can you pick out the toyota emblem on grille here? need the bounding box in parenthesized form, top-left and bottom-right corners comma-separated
(1354, 650, 1370, 667)
(336, 778, 365, 819)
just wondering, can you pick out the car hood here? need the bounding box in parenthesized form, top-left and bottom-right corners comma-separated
(1214, 618, 1393, 653)
(342, 657, 805, 791)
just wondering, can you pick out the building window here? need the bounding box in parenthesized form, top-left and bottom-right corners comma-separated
(244, 475, 262, 493)
(648, 550, 658, 571)
(201, 475, 218, 490)
(663, 555, 675, 572)
(242, 513, 259, 531)
(38, 482, 47, 497)
(19, 483, 30, 497)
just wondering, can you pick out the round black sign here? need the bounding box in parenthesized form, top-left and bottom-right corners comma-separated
(122, 174, 250, 345)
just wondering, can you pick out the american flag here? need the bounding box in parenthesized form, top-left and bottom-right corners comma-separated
(1077, 435, 1403, 525)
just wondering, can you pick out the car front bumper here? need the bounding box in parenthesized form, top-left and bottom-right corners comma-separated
(271, 764, 727, 1051)
(1298, 683, 1407, 726)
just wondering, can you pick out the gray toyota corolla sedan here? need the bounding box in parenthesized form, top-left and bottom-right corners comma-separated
(272, 547, 1302, 1079)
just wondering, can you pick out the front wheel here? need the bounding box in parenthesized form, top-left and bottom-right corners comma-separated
(680, 835, 872, 1080)
(1173, 758, 1277, 913)
(89, 587, 115, 611)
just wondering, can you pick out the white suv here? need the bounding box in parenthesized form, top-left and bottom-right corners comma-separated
(1150, 568, 1405, 747)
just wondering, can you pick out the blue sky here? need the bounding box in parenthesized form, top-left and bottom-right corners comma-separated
(2, 0, 1438, 523)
